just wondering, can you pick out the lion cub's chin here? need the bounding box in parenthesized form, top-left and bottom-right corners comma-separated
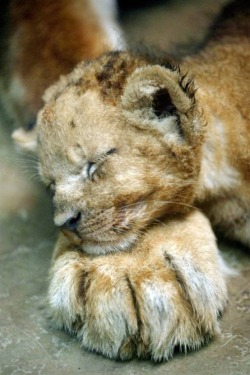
(80, 234, 139, 256)
(62, 226, 140, 255)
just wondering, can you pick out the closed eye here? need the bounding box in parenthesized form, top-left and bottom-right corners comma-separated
(86, 148, 117, 180)
(87, 162, 97, 179)
(106, 148, 117, 156)
(94, 148, 117, 163)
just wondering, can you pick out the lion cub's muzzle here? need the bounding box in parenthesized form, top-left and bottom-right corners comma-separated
(53, 203, 146, 245)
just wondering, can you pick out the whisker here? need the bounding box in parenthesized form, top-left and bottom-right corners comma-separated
(153, 200, 199, 210)
(152, 218, 173, 228)
(26, 172, 41, 183)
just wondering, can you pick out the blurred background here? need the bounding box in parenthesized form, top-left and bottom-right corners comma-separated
(0, 1, 249, 375)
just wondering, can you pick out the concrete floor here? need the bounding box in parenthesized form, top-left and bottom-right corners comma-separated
(0, 1, 249, 374)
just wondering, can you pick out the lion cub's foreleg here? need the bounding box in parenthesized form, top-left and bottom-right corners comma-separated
(47, 211, 228, 361)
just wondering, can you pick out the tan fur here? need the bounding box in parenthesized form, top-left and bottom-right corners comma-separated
(48, 211, 227, 361)
(36, 0, 249, 361)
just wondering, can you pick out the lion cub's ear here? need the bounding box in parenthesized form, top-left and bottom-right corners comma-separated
(121, 65, 202, 145)
(11, 127, 38, 153)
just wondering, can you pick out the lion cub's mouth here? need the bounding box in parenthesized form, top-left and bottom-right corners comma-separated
(60, 202, 147, 255)
(62, 228, 140, 256)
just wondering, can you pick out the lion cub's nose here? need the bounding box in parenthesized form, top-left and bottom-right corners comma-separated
(61, 212, 81, 232)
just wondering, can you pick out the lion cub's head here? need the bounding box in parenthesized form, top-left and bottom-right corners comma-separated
(37, 51, 205, 254)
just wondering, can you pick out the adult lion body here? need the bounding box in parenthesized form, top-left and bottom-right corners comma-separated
(35, 0, 249, 361)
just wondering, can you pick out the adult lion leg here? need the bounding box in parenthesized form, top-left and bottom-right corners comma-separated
(47, 210, 228, 361)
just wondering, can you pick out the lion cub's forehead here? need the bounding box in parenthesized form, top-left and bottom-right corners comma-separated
(38, 89, 125, 165)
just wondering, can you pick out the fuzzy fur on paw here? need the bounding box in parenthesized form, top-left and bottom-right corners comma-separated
(47, 211, 228, 361)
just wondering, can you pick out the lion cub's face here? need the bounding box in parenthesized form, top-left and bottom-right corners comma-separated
(37, 52, 204, 254)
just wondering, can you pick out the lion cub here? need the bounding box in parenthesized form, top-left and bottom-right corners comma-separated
(35, 0, 249, 361)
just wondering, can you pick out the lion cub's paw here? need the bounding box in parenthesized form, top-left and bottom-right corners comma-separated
(47, 243, 227, 361)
